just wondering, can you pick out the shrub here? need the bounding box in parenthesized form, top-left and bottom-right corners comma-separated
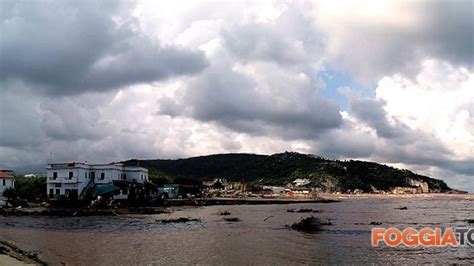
(3, 187, 18, 200)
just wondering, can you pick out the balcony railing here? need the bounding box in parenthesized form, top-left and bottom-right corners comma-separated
(47, 177, 79, 183)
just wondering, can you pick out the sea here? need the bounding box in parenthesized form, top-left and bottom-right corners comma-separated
(0, 195, 473, 265)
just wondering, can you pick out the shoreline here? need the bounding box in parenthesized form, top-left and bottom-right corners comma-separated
(319, 193, 474, 200)
(163, 197, 339, 206)
(0, 197, 337, 217)
(1, 193, 472, 217)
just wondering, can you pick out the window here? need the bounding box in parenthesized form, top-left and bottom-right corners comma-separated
(101, 172, 105, 180)
(123, 174, 127, 180)
(53, 172, 58, 179)
(55, 189, 60, 195)
(49, 189, 54, 197)
(69, 171, 73, 179)
(55, 184, 61, 188)
(85, 173, 87, 179)
(91, 172, 95, 179)
(2, 179, 5, 186)
(141, 174, 143, 180)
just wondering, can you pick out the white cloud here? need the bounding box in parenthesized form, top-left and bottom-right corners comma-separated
(376, 59, 474, 160)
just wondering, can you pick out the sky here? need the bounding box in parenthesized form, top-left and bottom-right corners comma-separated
(0, 0, 473, 192)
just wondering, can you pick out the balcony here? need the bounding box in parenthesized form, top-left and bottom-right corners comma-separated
(47, 177, 79, 183)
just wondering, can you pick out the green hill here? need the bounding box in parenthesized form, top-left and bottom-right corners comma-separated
(124, 152, 457, 193)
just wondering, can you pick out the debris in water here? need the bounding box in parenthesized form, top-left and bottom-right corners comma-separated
(395, 206, 408, 210)
(219, 211, 231, 216)
(466, 219, 474, 224)
(290, 216, 332, 233)
(157, 217, 201, 223)
(224, 217, 240, 222)
(264, 215, 273, 221)
(370, 221, 382, 225)
(287, 208, 322, 213)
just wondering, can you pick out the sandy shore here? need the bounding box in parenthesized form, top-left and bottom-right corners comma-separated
(0, 240, 46, 265)
(320, 193, 474, 201)
(0, 254, 32, 266)
(164, 197, 338, 206)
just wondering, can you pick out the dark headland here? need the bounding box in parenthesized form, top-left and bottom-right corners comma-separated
(124, 152, 465, 194)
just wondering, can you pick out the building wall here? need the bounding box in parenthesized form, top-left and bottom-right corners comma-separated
(46, 163, 148, 197)
(0, 179, 14, 195)
(123, 167, 148, 183)
(47, 163, 91, 197)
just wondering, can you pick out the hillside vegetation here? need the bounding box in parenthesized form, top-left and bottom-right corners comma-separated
(124, 152, 453, 193)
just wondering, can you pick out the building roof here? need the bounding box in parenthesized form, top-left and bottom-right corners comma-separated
(47, 162, 147, 172)
(0, 171, 14, 179)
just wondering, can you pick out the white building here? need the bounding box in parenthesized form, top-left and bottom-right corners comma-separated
(0, 170, 15, 195)
(262, 186, 288, 196)
(293, 178, 311, 187)
(46, 162, 148, 198)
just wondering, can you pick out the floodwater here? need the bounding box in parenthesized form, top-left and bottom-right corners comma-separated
(0, 195, 473, 265)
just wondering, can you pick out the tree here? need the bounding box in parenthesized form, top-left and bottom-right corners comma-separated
(3, 187, 18, 206)
(14, 175, 47, 201)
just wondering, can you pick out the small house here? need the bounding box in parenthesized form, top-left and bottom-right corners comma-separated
(0, 170, 14, 196)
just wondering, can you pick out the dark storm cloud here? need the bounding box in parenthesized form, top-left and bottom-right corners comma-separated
(321, 0, 473, 81)
(39, 97, 111, 141)
(419, 0, 474, 69)
(158, 62, 342, 140)
(315, 125, 377, 159)
(0, 0, 208, 95)
(223, 6, 323, 66)
(0, 85, 43, 148)
(350, 98, 408, 139)
(157, 6, 339, 140)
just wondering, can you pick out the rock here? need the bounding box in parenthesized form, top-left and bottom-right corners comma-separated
(290, 216, 332, 233)
(395, 206, 408, 210)
(223, 217, 240, 222)
(219, 211, 231, 216)
(157, 217, 201, 223)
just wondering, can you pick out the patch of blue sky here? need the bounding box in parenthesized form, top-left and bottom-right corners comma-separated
(318, 68, 376, 111)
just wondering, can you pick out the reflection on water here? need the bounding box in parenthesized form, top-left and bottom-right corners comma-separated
(0, 196, 473, 264)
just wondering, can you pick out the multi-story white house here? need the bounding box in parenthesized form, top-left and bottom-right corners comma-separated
(46, 162, 148, 198)
(0, 170, 15, 196)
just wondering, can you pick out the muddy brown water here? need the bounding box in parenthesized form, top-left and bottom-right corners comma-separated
(0, 196, 473, 265)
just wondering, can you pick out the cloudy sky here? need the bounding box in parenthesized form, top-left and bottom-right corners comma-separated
(0, 0, 473, 191)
